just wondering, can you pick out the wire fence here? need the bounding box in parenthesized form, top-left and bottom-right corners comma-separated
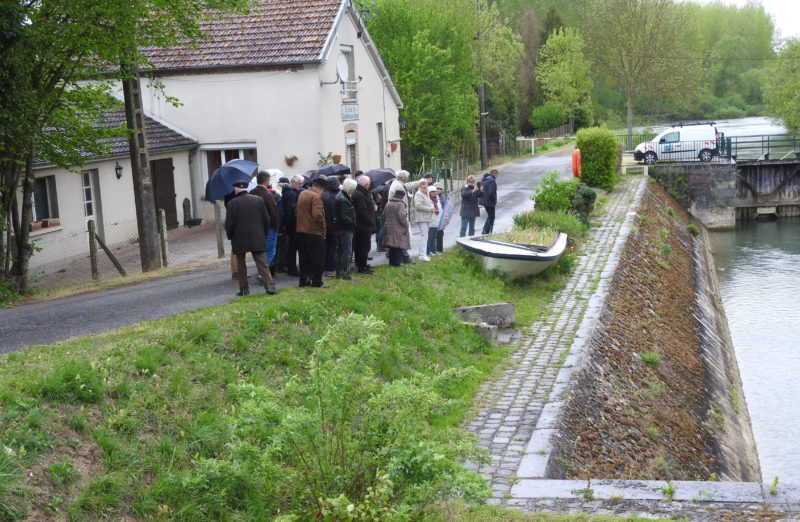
(28, 213, 225, 291)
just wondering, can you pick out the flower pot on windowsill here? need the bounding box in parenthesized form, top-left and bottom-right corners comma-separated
(42, 218, 60, 228)
(285, 155, 297, 167)
(332, 154, 342, 164)
(29, 221, 43, 232)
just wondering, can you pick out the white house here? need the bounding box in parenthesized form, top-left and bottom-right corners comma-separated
(137, 0, 403, 222)
(28, 111, 197, 273)
(28, 0, 402, 273)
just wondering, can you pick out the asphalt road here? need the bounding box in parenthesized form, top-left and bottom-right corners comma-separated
(0, 147, 573, 353)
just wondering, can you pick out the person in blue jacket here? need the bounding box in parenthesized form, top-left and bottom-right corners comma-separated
(478, 168, 499, 234)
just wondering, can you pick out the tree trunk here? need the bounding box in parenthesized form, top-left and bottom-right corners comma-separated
(626, 90, 634, 151)
(9, 155, 35, 293)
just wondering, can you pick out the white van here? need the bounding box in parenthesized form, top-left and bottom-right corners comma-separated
(633, 122, 721, 164)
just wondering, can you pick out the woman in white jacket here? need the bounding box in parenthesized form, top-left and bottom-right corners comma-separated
(413, 180, 435, 261)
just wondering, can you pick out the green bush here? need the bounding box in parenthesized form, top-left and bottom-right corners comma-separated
(532, 171, 578, 212)
(576, 127, 617, 191)
(571, 184, 597, 224)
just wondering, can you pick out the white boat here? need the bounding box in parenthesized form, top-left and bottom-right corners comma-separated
(456, 232, 568, 279)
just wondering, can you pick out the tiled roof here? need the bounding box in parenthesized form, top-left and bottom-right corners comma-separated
(98, 110, 197, 157)
(34, 109, 197, 167)
(143, 0, 344, 71)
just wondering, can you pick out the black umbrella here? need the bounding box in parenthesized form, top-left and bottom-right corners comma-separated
(363, 168, 396, 188)
(204, 159, 259, 201)
(316, 163, 351, 178)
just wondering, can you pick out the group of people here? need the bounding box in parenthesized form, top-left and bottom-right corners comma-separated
(224, 166, 500, 295)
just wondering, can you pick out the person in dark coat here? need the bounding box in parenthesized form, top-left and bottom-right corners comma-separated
(225, 182, 277, 296)
(295, 177, 327, 287)
(250, 171, 280, 266)
(459, 174, 483, 237)
(351, 176, 378, 274)
(321, 176, 340, 277)
(383, 189, 411, 267)
(334, 178, 357, 280)
(280, 176, 304, 276)
(478, 168, 499, 234)
(373, 181, 391, 251)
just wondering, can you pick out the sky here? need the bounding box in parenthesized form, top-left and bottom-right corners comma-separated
(692, 0, 800, 41)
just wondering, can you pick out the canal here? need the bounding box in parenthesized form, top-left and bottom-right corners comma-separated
(710, 219, 800, 485)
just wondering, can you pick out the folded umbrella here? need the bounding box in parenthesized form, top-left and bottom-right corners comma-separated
(205, 159, 259, 201)
(363, 168, 396, 188)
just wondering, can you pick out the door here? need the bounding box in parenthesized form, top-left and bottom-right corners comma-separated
(150, 158, 179, 229)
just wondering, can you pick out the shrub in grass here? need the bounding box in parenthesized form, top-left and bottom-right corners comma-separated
(36, 360, 104, 403)
(576, 127, 617, 191)
(641, 351, 662, 368)
(687, 224, 699, 236)
(571, 183, 597, 224)
(533, 171, 578, 213)
(67, 473, 126, 519)
(49, 456, 78, 486)
(156, 314, 491, 519)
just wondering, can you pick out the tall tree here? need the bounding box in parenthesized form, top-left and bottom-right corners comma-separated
(583, 0, 701, 146)
(763, 40, 800, 132)
(539, 5, 563, 45)
(536, 27, 592, 128)
(514, 8, 540, 135)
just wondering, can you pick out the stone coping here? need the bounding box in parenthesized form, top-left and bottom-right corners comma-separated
(510, 478, 800, 507)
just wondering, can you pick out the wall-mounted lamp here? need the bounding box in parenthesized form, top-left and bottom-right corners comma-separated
(115, 161, 123, 180)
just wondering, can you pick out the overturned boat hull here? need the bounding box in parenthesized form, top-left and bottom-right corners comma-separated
(456, 232, 568, 279)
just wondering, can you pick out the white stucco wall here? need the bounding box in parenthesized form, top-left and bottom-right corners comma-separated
(28, 150, 192, 274)
(318, 12, 402, 174)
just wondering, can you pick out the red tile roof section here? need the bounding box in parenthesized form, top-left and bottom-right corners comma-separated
(143, 0, 343, 71)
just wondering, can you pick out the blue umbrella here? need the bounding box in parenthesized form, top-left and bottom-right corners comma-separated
(363, 168, 396, 188)
(205, 159, 259, 201)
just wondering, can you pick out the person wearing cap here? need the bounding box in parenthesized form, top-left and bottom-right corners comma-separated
(479, 168, 499, 234)
(295, 177, 327, 287)
(225, 182, 277, 296)
(249, 171, 280, 266)
(383, 189, 411, 267)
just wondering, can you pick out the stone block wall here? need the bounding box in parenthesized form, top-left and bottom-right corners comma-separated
(651, 164, 737, 230)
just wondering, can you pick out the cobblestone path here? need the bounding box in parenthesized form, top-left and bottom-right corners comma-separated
(464, 174, 645, 501)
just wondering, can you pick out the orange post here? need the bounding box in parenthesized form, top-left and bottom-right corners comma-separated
(572, 148, 581, 178)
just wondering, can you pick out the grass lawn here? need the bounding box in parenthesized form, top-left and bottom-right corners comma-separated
(0, 247, 576, 520)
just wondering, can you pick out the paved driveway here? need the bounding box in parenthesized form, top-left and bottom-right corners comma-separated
(0, 147, 573, 353)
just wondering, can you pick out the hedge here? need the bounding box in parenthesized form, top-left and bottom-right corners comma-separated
(576, 127, 617, 191)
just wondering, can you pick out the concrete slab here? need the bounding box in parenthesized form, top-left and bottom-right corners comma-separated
(588, 480, 668, 501)
(763, 481, 800, 506)
(454, 302, 516, 327)
(517, 453, 549, 478)
(670, 481, 763, 503)
(511, 479, 589, 499)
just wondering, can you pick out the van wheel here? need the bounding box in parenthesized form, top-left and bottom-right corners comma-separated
(644, 151, 657, 164)
(699, 149, 713, 162)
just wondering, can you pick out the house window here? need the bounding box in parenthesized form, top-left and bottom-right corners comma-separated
(82, 170, 95, 218)
(205, 148, 258, 178)
(340, 47, 357, 101)
(32, 176, 59, 222)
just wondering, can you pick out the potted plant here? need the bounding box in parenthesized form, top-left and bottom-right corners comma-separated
(284, 154, 298, 167)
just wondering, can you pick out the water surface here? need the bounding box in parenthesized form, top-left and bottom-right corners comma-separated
(710, 219, 800, 484)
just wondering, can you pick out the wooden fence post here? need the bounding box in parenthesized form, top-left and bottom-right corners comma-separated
(88, 219, 99, 280)
(214, 201, 225, 258)
(158, 209, 169, 268)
